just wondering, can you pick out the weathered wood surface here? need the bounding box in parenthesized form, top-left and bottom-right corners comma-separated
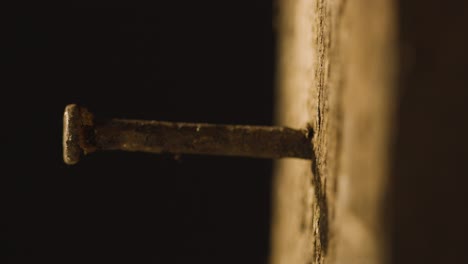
(271, 0, 468, 263)
(271, 0, 396, 263)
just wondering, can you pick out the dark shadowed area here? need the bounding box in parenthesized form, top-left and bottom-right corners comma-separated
(4, 6, 274, 264)
(393, 1, 468, 263)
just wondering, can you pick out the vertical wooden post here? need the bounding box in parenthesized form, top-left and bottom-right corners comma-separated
(272, 0, 468, 263)
(271, 0, 396, 263)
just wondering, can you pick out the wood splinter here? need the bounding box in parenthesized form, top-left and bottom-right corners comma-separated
(63, 104, 313, 165)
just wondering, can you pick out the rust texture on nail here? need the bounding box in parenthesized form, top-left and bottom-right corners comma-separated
(95, 119, 312, 159)
(63, 104, 313, 164)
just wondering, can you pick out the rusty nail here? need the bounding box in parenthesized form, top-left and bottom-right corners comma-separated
(63, 104, 312, 165)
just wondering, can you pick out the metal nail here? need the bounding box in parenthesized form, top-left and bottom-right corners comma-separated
(63, 104, 312, 165)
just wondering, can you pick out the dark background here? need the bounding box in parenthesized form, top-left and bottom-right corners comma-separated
(394, 1, 468, 263)
(4, 6, 275, 264)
